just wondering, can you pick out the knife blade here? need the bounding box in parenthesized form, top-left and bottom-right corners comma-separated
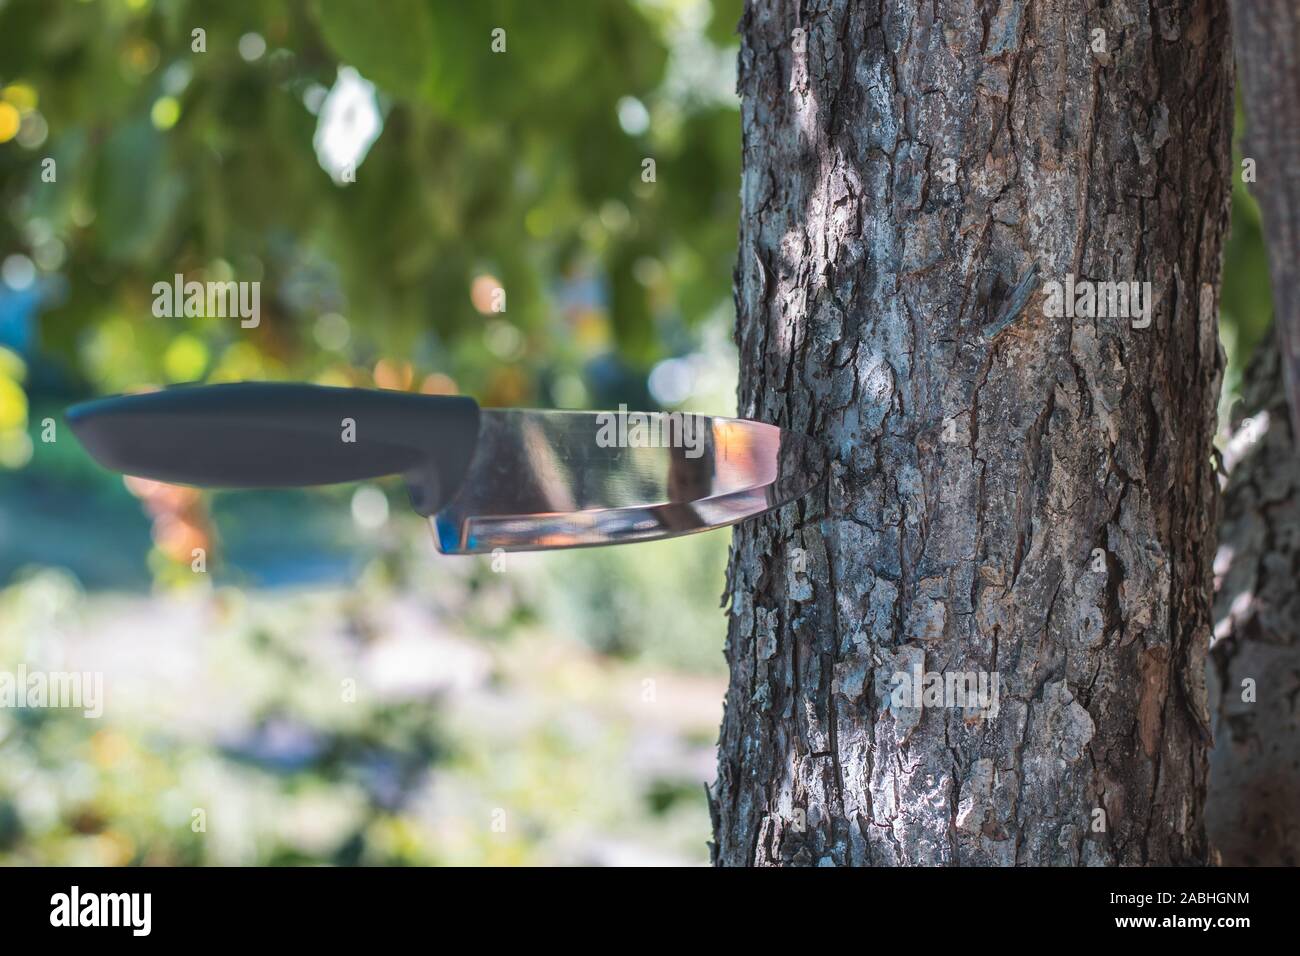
(65, 383, 826, 553)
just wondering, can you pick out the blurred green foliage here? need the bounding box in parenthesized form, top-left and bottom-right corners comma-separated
(0, 0, 744, 867)
(0, 0, 742, 411)
(0, 565, 723, 865)
(1220, 98, 1275, 415)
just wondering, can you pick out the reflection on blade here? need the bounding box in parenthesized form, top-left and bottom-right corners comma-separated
(431, 409, 825, 554)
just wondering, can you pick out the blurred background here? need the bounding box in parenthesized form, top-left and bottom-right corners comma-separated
(0, 0, 1273, 865)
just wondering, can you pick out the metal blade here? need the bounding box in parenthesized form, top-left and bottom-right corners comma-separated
(430, 409, 825, 554)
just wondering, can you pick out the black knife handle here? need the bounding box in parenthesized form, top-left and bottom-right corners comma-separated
(66, 382, 481, 514)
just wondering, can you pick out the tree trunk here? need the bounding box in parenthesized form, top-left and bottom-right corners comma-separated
(710, 0, 1234, 865)
(1207, 338, 1300, 865)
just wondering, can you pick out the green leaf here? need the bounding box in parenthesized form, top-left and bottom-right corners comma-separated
(93, 119, 184, 264)
(312, 0, 434, 98)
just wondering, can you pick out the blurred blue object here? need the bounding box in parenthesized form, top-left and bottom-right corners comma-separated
(0, 283, 40, 354)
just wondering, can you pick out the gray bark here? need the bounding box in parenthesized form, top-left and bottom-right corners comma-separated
(1207, 339, 1300, 865)
(710, 0, 1234, 865)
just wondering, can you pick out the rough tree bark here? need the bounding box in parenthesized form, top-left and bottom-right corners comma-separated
(710, 0, 1234, 865)
(1207, 339, 1300, 865)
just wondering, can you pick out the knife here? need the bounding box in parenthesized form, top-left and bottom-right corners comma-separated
(65, 382, 826, 554)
